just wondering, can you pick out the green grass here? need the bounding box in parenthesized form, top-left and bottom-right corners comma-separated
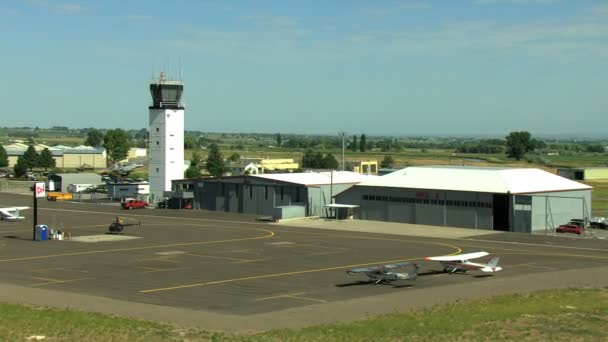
(1, 288, 606, 341)
(586, 181, 608, 215)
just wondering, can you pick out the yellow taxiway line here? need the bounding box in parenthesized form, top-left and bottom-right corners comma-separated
(140, 243, 462, 294)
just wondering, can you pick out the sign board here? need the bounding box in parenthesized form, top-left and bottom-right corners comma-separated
(35, 182, 46, 198)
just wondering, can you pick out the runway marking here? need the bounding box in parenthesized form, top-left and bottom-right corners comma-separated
(135, 257, 179, 263)
(255, 292, 327, 303)
(0, 229, 275, 263)
(29, 276, 95, 287)
(140, 242, 462, 294)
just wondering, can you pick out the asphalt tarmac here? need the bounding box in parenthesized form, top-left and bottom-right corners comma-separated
(0, 192, 607, 328)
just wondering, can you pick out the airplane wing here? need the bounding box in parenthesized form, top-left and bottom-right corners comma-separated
(383, 262, 413, 269)
(425, 251, 489, 262)
(347, 266, 384, 274)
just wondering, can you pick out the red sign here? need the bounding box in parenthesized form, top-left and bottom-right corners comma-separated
(35, 182, 45, 198)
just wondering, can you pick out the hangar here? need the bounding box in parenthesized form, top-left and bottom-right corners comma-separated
(334, 166, 592, 233)
(170, 171, 371, 218)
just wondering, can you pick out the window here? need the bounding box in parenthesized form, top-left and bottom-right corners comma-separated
(156, 128, 159, 132)
(280, 187, 284, 200)
(296, 187, 300, 202)
(264, 186, 268, 200)
(156, 168, 159, 173)
(235, 184, 239, 198)
(156, 141, 159, 145)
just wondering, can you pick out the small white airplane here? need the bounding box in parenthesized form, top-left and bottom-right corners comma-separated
(425, 251, 502, 274)
(0, 206, 29, 221)
(346, 262, 419, 284)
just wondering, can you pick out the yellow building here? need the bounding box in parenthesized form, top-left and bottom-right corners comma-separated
(260, 158, 299, 172)
(351, 160, 379, 175)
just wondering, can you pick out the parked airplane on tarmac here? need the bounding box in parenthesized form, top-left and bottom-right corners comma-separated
(425, 251, 502, 274)
(346, 262, 420, 284)
(0, 207, 29, 221)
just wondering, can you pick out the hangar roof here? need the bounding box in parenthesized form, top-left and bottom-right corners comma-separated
(253, 171, 374, 186)
(356, 166, 592, 194)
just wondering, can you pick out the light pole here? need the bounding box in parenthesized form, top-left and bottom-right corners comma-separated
(340, 132, 346, 171)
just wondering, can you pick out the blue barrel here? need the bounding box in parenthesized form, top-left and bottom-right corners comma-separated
(35, 225, 48, 241)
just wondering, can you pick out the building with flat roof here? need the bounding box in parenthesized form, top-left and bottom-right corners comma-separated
(557, 167, 608, 181)
(170, 171, 373, 218)
(5, 143, 106, 169)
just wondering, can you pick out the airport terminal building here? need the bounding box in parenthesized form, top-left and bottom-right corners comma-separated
(334, 166, 592, 233)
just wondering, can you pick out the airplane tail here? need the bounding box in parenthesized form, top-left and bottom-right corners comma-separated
(487, 257, 500, 269)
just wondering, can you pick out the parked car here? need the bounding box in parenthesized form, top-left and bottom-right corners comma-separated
(567, 219, 585, 228)
(556, 224, 584, 235)
(121, 199, 149, 210)
(590, 217, 607, 229)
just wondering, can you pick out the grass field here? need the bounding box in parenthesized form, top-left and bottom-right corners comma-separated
(1, 288, 606, 341)
(586, 180, 608, 216)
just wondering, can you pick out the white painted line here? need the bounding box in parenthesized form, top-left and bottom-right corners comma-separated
(155, 251, 187, 256)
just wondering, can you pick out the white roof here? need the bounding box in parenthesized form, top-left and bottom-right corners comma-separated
(357, 166, 592, 194)
(253, 171, 375, 186)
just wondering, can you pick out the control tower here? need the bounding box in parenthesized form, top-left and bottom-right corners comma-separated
(148, 72, 184, 204)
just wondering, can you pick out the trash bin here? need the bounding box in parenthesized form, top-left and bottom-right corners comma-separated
(35, 225, 48, 241)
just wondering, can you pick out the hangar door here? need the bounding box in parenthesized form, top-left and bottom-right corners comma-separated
(493, 194, 510, 231)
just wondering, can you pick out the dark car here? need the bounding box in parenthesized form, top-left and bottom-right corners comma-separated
(556, 224, 584, 235)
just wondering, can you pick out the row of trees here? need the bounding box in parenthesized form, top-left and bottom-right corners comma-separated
(13, 146, 56, 177)
(301, 150, 339, 169)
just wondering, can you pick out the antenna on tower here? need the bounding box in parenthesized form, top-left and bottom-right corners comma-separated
(179, 57, 183, 82)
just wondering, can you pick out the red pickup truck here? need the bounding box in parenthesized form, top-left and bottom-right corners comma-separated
(121, 199, 149, 210)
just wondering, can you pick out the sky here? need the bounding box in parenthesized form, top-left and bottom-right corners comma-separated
(0, 0, 607, 136)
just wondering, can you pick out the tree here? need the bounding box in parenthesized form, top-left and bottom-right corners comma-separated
(205, 143, 226, 177)
(0, 144, 7, 167)
(84, 129, 104, 147)
(228, 152, 240, 162)
(505, 131, 535, 160)
(359, 134, 367, 152)
(184, 136, 198, 149)
(321, 153, 339, 169)
(184, 151, 201, 178)
(13, 157, 27, 177)
(38, 148, 56, 171)
(301, 149, 318, 169)
(276, 133, 282, 147)
(103, 129, 130, 164)
(184, 165, 200, 178)
(22, 145, 39, 171)
(380, 155, 395, 168)
(352, 135, 357, 152)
